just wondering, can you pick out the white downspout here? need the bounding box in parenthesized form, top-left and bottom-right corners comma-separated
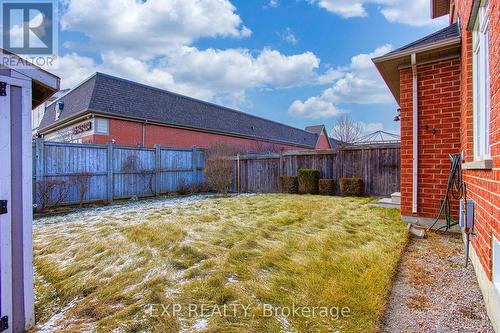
(411, 53, 418, 215)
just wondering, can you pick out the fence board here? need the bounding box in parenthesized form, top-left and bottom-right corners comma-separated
(231, 146, 400, 196)
(33, 139, 205, 209)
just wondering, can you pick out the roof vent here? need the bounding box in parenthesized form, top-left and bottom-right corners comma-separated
(55, 101, 64, 120)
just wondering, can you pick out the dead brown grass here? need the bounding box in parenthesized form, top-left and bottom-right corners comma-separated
(405, 295, 430, 310)
(33, 194, 408, 333)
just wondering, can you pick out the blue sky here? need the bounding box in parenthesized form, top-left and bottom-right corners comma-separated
(51, 0, 448, 136)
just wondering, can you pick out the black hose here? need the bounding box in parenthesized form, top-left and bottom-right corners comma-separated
(428, 154, 466, 233)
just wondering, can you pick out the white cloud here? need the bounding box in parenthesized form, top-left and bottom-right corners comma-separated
(167, 47, 320, 90)
(61, 0, 252, 58)
(309, 0, 369, 18)
(320, 44, 394, 104)
(51, 0, 339, 108)
(47, 52, 212, 100)
(316, 68, 344, 84)
(268, 0, 279, 8)
(308, 0, 448, 26)
(48, 53, 97, 88)
(53, 44, 388, 114)
(49, 47, 324, 106)
(359, 121, 384, 133)
(288, 44, 394, 119)
(278, 28, 299, 45)
(289, 97, 344, 119)
(380, 0, 448, 26)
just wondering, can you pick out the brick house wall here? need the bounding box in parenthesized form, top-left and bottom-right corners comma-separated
(399, 58, 462, 218)
(83, 118, 306, 152)
(82, 118, 143, 146)
(316, 133, 331, 150)
(455, 0, 500, 279)
(376, 0, 500, 327)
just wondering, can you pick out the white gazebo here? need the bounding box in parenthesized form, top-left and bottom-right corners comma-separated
(0, 50, 60, 333)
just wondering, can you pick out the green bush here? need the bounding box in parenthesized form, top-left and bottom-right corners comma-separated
(280, 176, 298, 194)
(339, 177, 364, 196)
(319, 179, 335, 196)
(298, 169, 320, 194)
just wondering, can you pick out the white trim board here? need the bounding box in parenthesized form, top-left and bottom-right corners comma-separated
(0, 75, 14, 333)
(0, 52, 59, 91)
(0, 75, 34, 333)
(21, 81, 35, 330)
(466, 234, 500, 333)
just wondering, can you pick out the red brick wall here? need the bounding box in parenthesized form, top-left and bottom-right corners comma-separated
(86, 118, 306, 152)
(93, 119, 143, 146)
(316, 133, 331, 149)
(399, 58, 462, 218)
(456, 0, 500, 280)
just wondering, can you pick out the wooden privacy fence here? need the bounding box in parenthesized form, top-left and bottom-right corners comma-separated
(230, 145, 400, 196)
(32, 139, 205, 209)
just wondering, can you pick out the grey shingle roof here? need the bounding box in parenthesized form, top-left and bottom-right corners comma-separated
(40, 73, 319, 148)
(305, 125, 326, 135)
(305, 125, 342, 148)
(329, 137, 341, 148)
(384, 23, 460, 56)
(40, 75, 97, 129)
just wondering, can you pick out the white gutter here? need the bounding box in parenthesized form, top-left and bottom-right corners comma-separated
(411, 53, 418, 215)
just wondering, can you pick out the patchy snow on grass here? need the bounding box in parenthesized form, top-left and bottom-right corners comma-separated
(277, 315, 297, 333)
(33, 194, 407, 333)
(227, 274, 238, 284)
(34, 194, 216, 227)
(191, 319, 209, 331)
(36, 298, 81, 333)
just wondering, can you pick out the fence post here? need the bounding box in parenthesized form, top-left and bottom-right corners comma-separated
(279, 152, 283, 177)
(237, 154, 240, 193)
(107, 142, 113, 203)
(34, 138, 44, 211)
(155, 144, 161, 195)
(192, 146, 197, 185)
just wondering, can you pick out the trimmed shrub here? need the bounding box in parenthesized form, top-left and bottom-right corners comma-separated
(319, 179, 335, 196)
(280, 176, 298, 194)
(298, 169, 320, 194)
(36, 178, 70, 211)
(339, 177, 364, 196)
(205, 142, 244, 195)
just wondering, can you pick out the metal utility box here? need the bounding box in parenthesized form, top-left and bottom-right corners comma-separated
(459, 199, 475, 229)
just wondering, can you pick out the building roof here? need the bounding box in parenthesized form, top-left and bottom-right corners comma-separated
(382, 23, 459, 58)
(1, 48, 60, 107)
(329, 137, 341, 148)
(304, 125, 342, 149)
(372, 23, 461, 104)
(431, 0, 450, 18)
(305, 125, 326, 135)
(39, 72, 319, 148)
(353, 131, 400, 145)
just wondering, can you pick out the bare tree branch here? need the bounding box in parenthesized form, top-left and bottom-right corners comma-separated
(72, 172, 92, 208)
(204, 142, 245, 195)
(331, 115, 362, 145)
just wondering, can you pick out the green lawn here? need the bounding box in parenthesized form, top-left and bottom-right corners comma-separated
(33, 194, 408, 333)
